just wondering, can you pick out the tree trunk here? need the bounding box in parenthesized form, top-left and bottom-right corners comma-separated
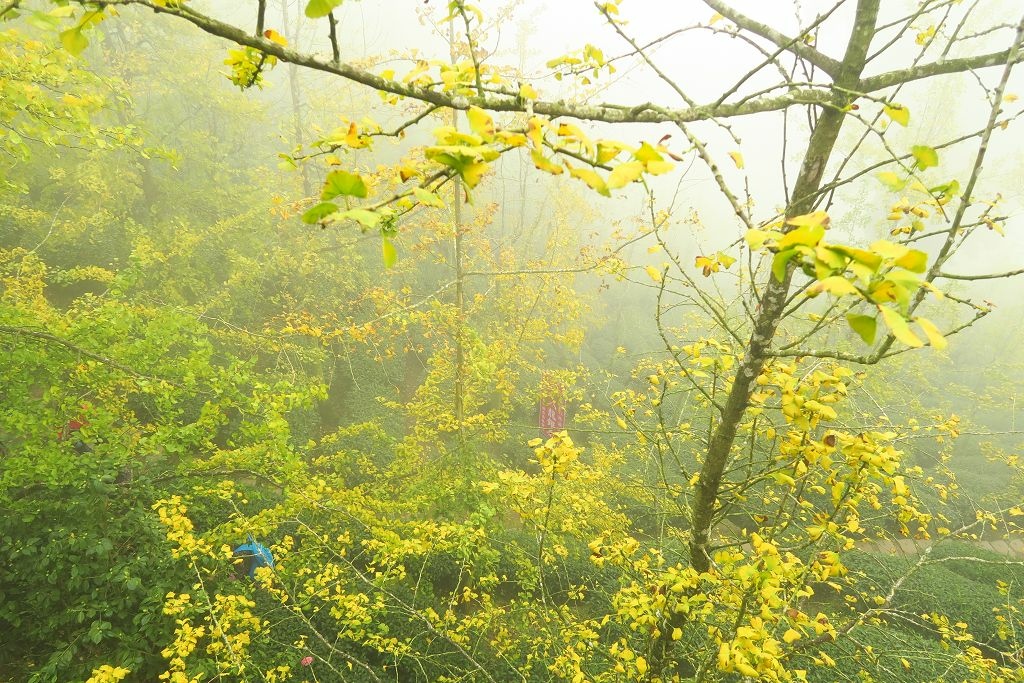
(653, 0, 883, 677)
(688, 0, 880, 574)
(281, 0, 312, 196)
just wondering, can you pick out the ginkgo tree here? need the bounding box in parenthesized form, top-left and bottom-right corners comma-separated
(7, 0, 1024, 680)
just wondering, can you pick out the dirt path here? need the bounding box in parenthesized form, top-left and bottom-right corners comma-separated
(857, 537, 1024, 559)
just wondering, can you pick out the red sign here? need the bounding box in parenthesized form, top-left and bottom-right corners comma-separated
(539, 400, 566, 438)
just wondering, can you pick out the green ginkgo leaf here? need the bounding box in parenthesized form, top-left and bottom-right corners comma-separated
(321, 170, 368, 200)
(301, 202, 339, 224)
(911, 145, 938, 170)
(60, 27, 88, 56)
(846, 313, 877, 344)
(305, 0, 343, 18)
(381, 236, 397, 268)
(337, 208, 381, 229)
(413, 187, 445, 208)
(772, 248, 799, 282)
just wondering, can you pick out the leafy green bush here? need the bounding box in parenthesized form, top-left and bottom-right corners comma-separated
(0, 482, 185, 682)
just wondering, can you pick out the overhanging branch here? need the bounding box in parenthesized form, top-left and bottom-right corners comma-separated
(86, 0, 834, 124)
(861, 46, 1024, 92)
(78, 0, 1024, 130)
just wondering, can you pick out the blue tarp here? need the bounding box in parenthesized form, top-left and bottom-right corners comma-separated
(232, 536, 274, 578)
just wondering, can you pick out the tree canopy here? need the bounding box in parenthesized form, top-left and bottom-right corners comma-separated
(3, 0, 1024, 681)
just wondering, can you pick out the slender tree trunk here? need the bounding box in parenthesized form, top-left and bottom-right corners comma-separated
(281, 0, 312, 196)
(653, 0, 883, 677)
(688, 0, 881, 574)
(449, 21, 467, 451)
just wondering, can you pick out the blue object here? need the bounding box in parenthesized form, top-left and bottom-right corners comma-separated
(232, 535, 275, 578)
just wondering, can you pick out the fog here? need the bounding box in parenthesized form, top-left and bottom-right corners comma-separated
(3, 0, 1024, 680)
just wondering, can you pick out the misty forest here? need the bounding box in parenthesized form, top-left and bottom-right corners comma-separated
(4, 0, 1024, 681)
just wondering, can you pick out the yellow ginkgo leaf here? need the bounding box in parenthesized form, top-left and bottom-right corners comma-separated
(718, 642, 731, 670)
(530, 149, 563, 175)
(596, 139, 632, 164)
(786, 210, 830, 228)
(644, 159, 675, 175)
(466, 106, 495, 142)
(879, 306, 923, 347)
(876, 171, 905, 190)
(606, 161, 644, 189)
(915, 317, 947, 350)
(633, 141, 663, 163)
(495, 131, 527, 147)
(263, 29, 288, 46)
(744, 229, 774, 250)
(527, 117, 546, 148)
(884, 103, 910, 126)
(567, 164, 610, 196)
(808, 276, 859, 298)
(695, 255, 718, 277)
(459, 161, 489, 188)
(345, 122, 370, 149)
(777, 224, 825, 249)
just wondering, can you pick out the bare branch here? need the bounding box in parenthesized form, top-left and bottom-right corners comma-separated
(713, 1, 847, 107)
(327, 11, 339, 64)
(596, 3, 754, 230)
(940, 0, 983, 59)
(775, 302, 991, 363)
(453, 2, 485, 95)
(861, 45, 1024, 92)
(818, 111, 1023, 213)
(865, 0, 952, 63)
(938, 267, 1024, 281)
(910, 15, 1024, 290)
(702, 0, 843, 77)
